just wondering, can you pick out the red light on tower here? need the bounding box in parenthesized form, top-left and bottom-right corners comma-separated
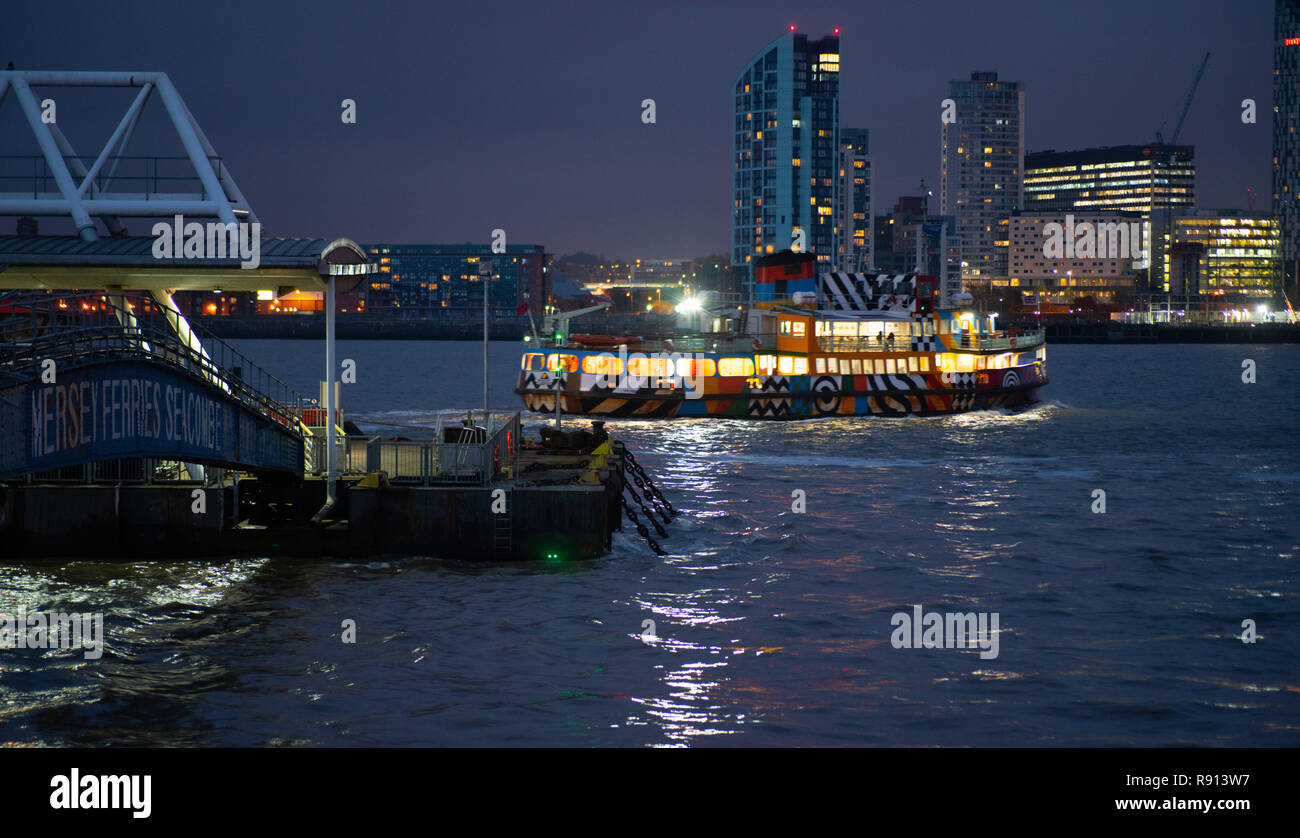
(833, 27, 840, 35)
(789, 24, 796, 32)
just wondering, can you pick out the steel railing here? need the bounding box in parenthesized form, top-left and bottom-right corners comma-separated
(0, 291, 307, 430)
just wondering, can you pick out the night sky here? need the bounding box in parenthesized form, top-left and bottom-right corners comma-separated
(2, 0, 1273, 259)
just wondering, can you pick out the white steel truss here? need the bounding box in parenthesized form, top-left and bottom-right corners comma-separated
(0, 70, 259, 241)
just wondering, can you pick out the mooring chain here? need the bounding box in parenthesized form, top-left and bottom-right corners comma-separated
(625, 483, 668, 537)
(628, 468, 671, 524)
(620, 494, 665, 555)
(624, 449, 676, 517)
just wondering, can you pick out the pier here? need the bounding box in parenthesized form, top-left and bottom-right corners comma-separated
(0, 69, 652, 563)
(0, 289, 637, 561)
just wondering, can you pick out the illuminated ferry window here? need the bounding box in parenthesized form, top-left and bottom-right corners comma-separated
(815, 357, 826, 374)
(582, 354, 624, 375)
(546, 353, 579, 373)
(907, 356, 919, 373)
(793, 358, 808, 374)
(779, 321, 792, 335)
(778, 356, 795, 375)
(956, 354, 977, 373)
(629, 357, 672, 377)
(935, 353, 947, 371)
(919, 356, 930, 372)
(873, 359, 886, 374)
(885, 358, 897, 374)
(851, 359, 862, 374)
(719, 357, 755, 376)
(827, 357, 839, 373)
(676, 358, 717, 377)
(522, 353, 544, 370)
(815, 321, 830, 336)
(757, 355, 776, 374)
(832, 321, 858, 337)
(791, 321, 806, 337)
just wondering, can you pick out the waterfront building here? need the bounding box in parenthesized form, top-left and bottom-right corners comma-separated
(835, 128, 873, 272)
(363, 244, 550, 318)
(732, 28, 841, 299)
(1173, 210, 1281, 299)
(1023, 144, 1195, 216)
(1274, 0, 1300, 299)
(1024, 144, 1195, 291)
(940, 71, 1025, 280)
(1003, 212, 1145, 305)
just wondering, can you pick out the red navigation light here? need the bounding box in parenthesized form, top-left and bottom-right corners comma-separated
(789, 24, 796, 32)
(833, 27, 840, 35)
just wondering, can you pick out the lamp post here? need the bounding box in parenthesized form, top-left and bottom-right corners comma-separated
(480, 260, 491, 426)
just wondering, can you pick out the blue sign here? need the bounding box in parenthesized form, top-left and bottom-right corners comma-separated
(0, 360, 302, 478)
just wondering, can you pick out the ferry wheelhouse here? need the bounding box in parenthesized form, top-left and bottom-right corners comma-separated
(517, 251, 1047, 419)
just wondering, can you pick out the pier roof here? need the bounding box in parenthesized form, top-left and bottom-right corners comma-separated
(0, 234, 371, 292)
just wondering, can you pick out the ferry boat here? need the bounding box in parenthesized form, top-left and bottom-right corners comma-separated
(516, 251, 1047, 419)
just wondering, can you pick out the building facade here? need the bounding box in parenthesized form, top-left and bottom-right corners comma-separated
(1173, 210, 1281, 299)
(364, 244, 550, 318)
(732, 29, 840, 299)
(1004, 212, 1145, 305)
(835, 127, 872, 272)
(940, 72, 1025, 280)
(1274, 0, 1300, 298)
(1023, 144, 1195, 216)
(1024, 144, 1195, 291)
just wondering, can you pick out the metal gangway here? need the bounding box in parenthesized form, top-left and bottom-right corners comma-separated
(0, 290, 311, 481)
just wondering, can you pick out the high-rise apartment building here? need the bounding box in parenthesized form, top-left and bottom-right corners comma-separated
(835, 128, 872, 272)
(940, 72, 1025, 280)
(732, 29, 840, 299)
(1274, 0, 1300, 297)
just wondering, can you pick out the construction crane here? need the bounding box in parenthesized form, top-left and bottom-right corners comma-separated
(1152, 51, 1210, 292)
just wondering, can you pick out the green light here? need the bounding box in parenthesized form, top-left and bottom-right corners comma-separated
(543, 550, 561, 561)
(554, 332, 563, 340)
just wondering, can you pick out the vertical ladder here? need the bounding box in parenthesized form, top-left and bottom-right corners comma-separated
(492, 490, 513, 559)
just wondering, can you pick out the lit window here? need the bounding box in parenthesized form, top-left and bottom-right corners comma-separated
(719, 357, 755, 376)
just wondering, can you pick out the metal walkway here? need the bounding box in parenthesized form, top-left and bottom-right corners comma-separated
(0, 291, 308, 480)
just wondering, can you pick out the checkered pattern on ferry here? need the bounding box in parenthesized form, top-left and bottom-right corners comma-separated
(911, 335, 940, 352)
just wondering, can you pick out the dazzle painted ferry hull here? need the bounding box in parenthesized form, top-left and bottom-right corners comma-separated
(517, 363, 1046, 420)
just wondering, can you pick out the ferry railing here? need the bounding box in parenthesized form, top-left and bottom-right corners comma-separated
(953, 328, 1046, 351)
(816, 327, 1047, 353)
(816, 335, 914, 352)
(540, 334, 777, 352)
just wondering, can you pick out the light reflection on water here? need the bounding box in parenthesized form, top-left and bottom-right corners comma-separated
(0, 343, 1297, 746)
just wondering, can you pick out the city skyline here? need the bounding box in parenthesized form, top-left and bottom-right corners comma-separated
(0, 1, 1273, 260)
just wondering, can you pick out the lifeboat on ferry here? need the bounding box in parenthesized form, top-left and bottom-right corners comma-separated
(570, 333, 640, 347)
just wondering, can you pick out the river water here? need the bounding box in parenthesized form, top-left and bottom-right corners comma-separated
(1, 340, 1297, 746)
